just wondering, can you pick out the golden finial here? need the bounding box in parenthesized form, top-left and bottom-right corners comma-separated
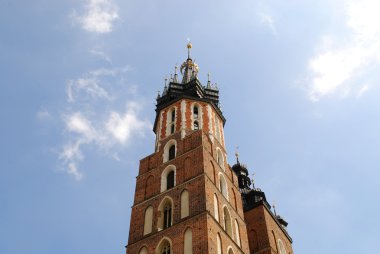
(187, 39, 192, 58)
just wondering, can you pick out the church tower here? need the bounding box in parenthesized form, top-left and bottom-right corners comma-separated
(125, 44, 293, 254)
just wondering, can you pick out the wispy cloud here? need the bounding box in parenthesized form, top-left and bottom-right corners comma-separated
(60, 67, 152, 180)
(72, 0, 119, 34)
(307, 0, 380, 101)
(259, 13, 277, 36)
(89, 49, 112, 62)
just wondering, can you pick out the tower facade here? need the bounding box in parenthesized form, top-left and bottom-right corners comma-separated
(126, 44, 293, 254)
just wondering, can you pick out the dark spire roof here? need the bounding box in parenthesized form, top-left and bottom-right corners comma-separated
(153, 43, 225, 133)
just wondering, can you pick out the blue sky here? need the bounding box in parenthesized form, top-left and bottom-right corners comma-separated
(1, 0, 380, 253)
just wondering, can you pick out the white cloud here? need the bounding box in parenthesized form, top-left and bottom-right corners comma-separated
(68, 163, 83, 181)
(106, 103, 150, 145)
(307, 0, 380, 101)
(60, 68, 151, 180)
(67, 77, 111, 102)
(73, 0, 119, 34)
(65, 112, 95, 139)
(66, 66, 129, 103)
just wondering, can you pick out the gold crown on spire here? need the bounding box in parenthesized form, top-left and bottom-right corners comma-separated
(187, 42, 192, 49)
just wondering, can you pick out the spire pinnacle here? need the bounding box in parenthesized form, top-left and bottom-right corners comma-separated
(180, 42, 199, 83)
(187, 39, 192, 59)
(251, 173, 255, 186)
(235, 146, 240, 164)
(173, 64, 179, 83)
(273, 200, 277, 216)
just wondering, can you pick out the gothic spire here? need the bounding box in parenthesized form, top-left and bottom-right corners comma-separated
(180, 42, 199, 83)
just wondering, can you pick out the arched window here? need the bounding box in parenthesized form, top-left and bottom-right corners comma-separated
(139, 246, 148, 254)
(223, 206, 233, 238)
(193, 106, 199, 119)
(184, 228, 193, 254)
(277, 239, 286, 254)
(217, 233, 222, 254)
(213, 194, 219, 222)
(234, 219, 241, 247)
(167, 171, 174, 190)
(193, 121, 199, 130)
(227, 248, 234, 254)
(156, 238, 172, 254)
(163, 139, 177, 163)
(161, 165, 176, 192)
(232, 189, 237, 210)
(168, 145, 175, 160)
(143, 206, 153, 235)
(216, 149, 224, 170)
(158, 197, 173, 231)
(219, 174, 228, 200)
(181, 190, 190, 218)
(249, 229, 258, 251)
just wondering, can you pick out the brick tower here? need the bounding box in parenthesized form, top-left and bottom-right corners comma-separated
(125, 44, 293, 254)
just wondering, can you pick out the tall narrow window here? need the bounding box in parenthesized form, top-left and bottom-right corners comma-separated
(215, 117, 221, 141)
(217, 233, 222, 254)
(217, 149, 224, 170)
(158, 197, 173, 231)
(171, 110, 175, 122)
(277, 239, 286, 254)
(213, 194, 219, 222)
(223, 206, 233, 238)
(219, 175, 228, 199)
(181, 190, 189, 218)
(161, 165, 176, 192)
(163, 204, 172, 229)
(228, 248, 234, 254)
(143, 206, 153, 235)
(193, 106, 199, 119)
(170, 109, 175, 134)
(193, 121, 199, 130)
(235, 219, 241, 247)
(168, 145, 175, 160)
(184, 228, 193, 254)
(167, 171, 174, 190)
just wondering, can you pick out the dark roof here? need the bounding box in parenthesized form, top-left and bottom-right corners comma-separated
(153, 78, 225, 133)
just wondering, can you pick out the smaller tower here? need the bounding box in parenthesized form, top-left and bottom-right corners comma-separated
(232, 158, 293, 254)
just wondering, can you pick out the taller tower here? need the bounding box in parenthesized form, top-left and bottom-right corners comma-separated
(126, 44, 293, 254)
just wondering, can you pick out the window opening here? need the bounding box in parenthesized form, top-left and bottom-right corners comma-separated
(163, 204, 172, 229)
(167, 171, 174, 190)
(194, 121, 199, 130)
(193, 106, 198, 119)
(168, 145, 175, 160)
